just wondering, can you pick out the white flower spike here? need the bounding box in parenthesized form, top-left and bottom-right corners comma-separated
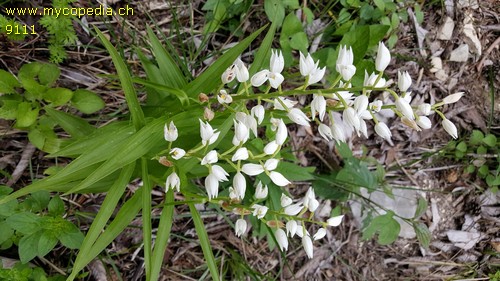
(374, 122, 392, 142)
(398, 71, 412, 92)
(254, 181, 268, 199)
(252, 204, 268, 219)
(288, 108, 311, 127)
(275, 228, 288, 252)
(233, 172, 246, 200)
(302, 235, 314, 259)
(199, 119, 220, 146)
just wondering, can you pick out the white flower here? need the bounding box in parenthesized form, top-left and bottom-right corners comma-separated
(302, 235, 314, 259)
(250, 50, 284, 89)
(251, 105, 265, 125)
(274, 97, 297, 111)
(375, 42, 390, 72)
(169, 147, 186, 160)
(417, 116, 432, 129)
(442, 92, 464, 104)
(299, 52, 315, 76)
(199, 119, 220, 146)
(313, 228, 327, 240)
(165, 172, 180, 192)
(299, 53, 326, 86)
(442, 118, 458, 139)
(280, 194, 293, 207)
(254, 181, 268, 199)
(295, 225, 308, 238)
(233, 172, 246, 199)
(234, 57, 249, 82)
(217, 90, 233, 104)
(364, 71, 387, 89)
(336, 45, 356, 81)
(303, 187, 319, 212)
(318, 123, 333, 141)
(211, 165, 229, 181)
(164, 121, 178, 142)
(398, 71, 412, 92)
(232, 147, 249, 161)
(374, 122, 392, 142)
(233, 119, 249, 145)
(343, 107, 361, 131)
(417, 103, 432, 116)
(395, 98, 414, 120)
(327, 215, 344, 227)
(269, 171, 290, 186)
(284, 203, 303, 216)
(201, 150, 218, 165)
(205, 174, 219, 199)
(252, 204, 268, 219)
(286, 220, 297, 237)
(275, 119, 288, 145)
(228, 186, 238, 200)
(370, 100, 383, 112)
(288, 108, 311, 127)
(331, 123, 346, 143)
(353, 95, 369, 113)
(264, 140, 280, 155)
(241, 163, 265, 176)
(275, 228, 288, 252)
(311, 95, 326, 121)
(235, 219, 247, 237)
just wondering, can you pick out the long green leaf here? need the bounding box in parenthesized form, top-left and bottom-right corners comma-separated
(67, 163, 135, 280)
(150, 190, 175, 281)
(141, 158, 153, 279)
(95, 28, 145, 131)
(132, 77, 190, 106)
(147, 27, 187, 89)
(67, 187, 143, 280)
(183, 25, 267, 96)
(189, 203, 220, 281)
(44, 107, 95, 139)
(248, 22, 277, 76)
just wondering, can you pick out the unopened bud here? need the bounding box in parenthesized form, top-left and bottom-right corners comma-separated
(326, 99, 339, 107)
(266, 220, 284, 228)
(198, 93, 209, 103)
(401, 116, 422, 131)
(204, 107, 215, 121)
(158, 156, 173, 167)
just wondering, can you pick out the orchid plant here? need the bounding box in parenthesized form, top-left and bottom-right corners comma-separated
(160, 41, 463, 259)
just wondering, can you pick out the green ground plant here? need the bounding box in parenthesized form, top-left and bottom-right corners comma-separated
(0, 1, 464, 280)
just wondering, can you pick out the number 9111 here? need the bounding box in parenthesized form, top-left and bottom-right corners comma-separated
(4, 24, 36, 35)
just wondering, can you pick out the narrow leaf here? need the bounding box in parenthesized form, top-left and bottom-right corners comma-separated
(150, 190, 175, 281)
(189, 203, 220, 281)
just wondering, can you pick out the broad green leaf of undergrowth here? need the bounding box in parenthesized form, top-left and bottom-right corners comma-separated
(0, 69, 20, 94)
(43, 87, 73, 106)
(413, 222, 431, 249)
(189, 203, 220, 281)
(264, 0, 285, 25)
(16, 102, 39, 128)
(184, 25, 267, 96)
(71, 89, 105, 114)
(362, 211, 400, 245)
(45, 107, 95, 139)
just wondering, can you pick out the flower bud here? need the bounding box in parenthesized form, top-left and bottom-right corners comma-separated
(302, 235, 314, 259)
(203, 107, 214, 121)
(313, 228, 327, 240)
(275, 228, 288, 252)
(318, 123, 333, 141)
(395, 98, 414, 120)
(375, 42, 391, 72)
(327, 215, 344, 227)
(235, 219, 247, 237)
(254, 181, 268, 199)
(398, 71, 412, 92)
(164, 121, 178, 142)
(442, 118, 458, 139)
(198, 93, 209, 103)
(417, 103, 432, 116)
(416, 116, 432, 129)
(233, 172, 246, 200)
(442, 92, 464, 104)
(374, 122, 392, 142)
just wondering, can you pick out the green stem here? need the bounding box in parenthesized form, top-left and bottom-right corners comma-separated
(141, 158, 152, 280)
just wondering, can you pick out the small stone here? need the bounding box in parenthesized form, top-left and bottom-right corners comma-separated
(449, 44, 469, 62)
(435, 69, 448, 81)
(437, 17, 455, 40)
(463, 23, 482, 56)
(430, 57, 442, 73)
